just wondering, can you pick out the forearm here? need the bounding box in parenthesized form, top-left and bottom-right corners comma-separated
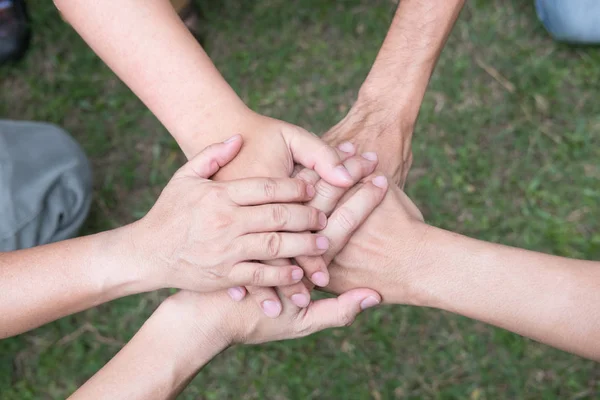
(70, 293, 231, 400)
(323, 1, 464, 184)
(0, 226, 145, 338)
(358, 0, 465, 124)
(55, 0, 249, 158)
(405, 227, 600, 360)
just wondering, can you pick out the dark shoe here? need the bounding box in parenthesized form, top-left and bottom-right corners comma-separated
(0, 0, 30, 64)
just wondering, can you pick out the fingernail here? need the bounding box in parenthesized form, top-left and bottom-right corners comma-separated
(361, 152, 378, 161)
(223, 134, 241, 143)
(261, 300, 282, 318)
(311, 271, 329, 287)
(337, 141, 355, 154)
(316, 236, 329, 250)
(318, 212, 327, 229)
(334, 165, 353, 183)
(360, 296, 380, 310)
(292, 268, 304, 281)
(372, 175, 388, 189)
(306, 184, 315, 198)
(291, 293, 310, 307)
(227, 287, 245, 302)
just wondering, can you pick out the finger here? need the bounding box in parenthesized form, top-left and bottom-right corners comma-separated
(293, 142, 356, 183)
(261, 258, 311, 308)
(297, 288, 381, 336)
(237, 232, 329, 260)
(228, 262, 304, 287)
(282, 128, 354, 187)
(178, 135, 243, 179)
(226, 177, 316, 206)
(294, 255, 329, 286)
(320, 176, 388, 264)
(246, 286, 283, 318)
(227, 286, 247, 302)
(296, 175, 388, 286)
(277, 281, 312, 308)
(240, 204, 326, 233)
(308, 152, 378, 216)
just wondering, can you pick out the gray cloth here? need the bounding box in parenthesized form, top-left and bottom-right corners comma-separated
(0, 120, 92, 251)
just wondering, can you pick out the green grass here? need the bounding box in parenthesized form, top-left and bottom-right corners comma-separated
(1, 0, 599, 398)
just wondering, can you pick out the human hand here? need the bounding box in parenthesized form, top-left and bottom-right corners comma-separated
(226, 149, 385, 309)
(129, 135, 330, 293)
(212, 111, 358, 316)
(321, 185, 429, 305)
(322, 101, 414, 187)
(292, 168, 428, 304)
(164, 284, 382, 348)
(213, 110, 354, 186)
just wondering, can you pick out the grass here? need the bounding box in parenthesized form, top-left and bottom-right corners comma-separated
(1, 0, 599, 398)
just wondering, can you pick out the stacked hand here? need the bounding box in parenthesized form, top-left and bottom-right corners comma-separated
(136, 127, 396, 334)
(131, 134, 332, 293)
(152, 111, 426, 344)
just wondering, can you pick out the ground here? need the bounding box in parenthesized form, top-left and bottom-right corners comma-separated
(1, 0, 599, 399)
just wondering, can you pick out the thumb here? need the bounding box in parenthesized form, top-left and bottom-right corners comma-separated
(282, 127, 354, 188)
(300, 288, 381, 334)
(178, 135, 243, 178)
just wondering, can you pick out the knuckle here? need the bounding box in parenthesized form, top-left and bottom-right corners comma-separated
(294, 312, 314, 337)
(265, 232, 282, 258)
(262, 178, 278, 200)
(252, 266, 265, 285)
(314, 181, 338, 200)
(319, 144, 339, 161)
(212, 210, 233, 231)
(310, 208, 320, 228)
(339, 310, 356, 327)
(295, 180, 306, 199)
(271, 205, 289, 229)
(205, 184, 228, 203)
(335, 208, 357, 232)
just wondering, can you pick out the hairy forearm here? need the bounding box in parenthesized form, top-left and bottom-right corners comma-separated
(0, 226, 144, 338)
(323, 1, 465, 184)
(55, 0, 249, 158)
(70, 293, 231, 400)
(359, 0, 465, 123)
(405, 227, 600, 360)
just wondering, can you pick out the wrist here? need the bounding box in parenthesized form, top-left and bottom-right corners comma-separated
(382, 222, 436, 306)
(356, 76, 421, 130)
(164, 291, 236, 349)
(393, 226, 475, 310)
(177, 100, 256, 159)
(91, 226, 151, 302)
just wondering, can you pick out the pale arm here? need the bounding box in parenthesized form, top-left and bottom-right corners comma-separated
(54, 0, 352, 184)
(0, 227, 143, 339)
(0, 138, 327, 339)
(54, 0, 247, 157)
(322, 187, 600, 360)
(68, 294, 231, 400)
(411, 227, 600, 360)
(69, 286, 382, 399)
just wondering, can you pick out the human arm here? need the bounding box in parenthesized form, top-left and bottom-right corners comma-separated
(68, 288, 380, 400)
(318, 186, 600, 360)
(323, 0, 465, 186)
(54, 0, 352, 185)
(0, 137, 329, 338)
(55, 0, 359, 315)
(68, 182, 389, 399)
